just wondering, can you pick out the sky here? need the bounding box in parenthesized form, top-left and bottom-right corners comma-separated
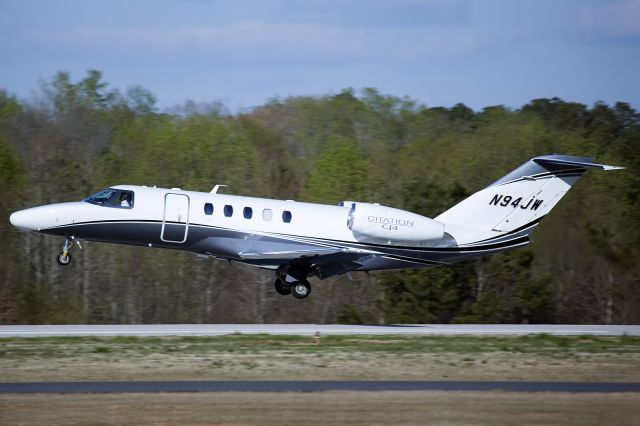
(1, 0, 639, 111)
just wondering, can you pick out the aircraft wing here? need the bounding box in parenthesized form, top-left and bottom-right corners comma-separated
(239, 246, 379, 278)
(239, 246, 376, 260)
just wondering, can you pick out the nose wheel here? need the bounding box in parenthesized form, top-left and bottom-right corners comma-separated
(56, 236, 81, 266)
(57, 252, 72, 265)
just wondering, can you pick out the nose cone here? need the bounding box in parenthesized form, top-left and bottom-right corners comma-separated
(10, 209, 37, 231)
(10, 204, 64, 232)
(10, 202, 87, 233)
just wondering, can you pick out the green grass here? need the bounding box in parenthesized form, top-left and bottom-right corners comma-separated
(0, 333, 639, 360)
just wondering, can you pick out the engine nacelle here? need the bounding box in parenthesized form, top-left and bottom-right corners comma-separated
(342, 202, 445, 244)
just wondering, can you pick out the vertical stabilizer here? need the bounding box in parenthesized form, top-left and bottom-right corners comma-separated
(434, 155, 623, 245)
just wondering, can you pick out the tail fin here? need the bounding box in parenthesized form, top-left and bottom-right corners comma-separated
(435, 155, 623, 246)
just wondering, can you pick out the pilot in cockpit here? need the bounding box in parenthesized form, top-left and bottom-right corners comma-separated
(120, 193, 131, 208)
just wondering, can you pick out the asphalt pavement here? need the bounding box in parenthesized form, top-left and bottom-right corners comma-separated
(1, 381, 639, 394)
(2, 324, 639, 337)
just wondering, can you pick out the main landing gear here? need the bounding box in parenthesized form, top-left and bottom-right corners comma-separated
(274, 278, 312, 299)
(274, 278, 292, 295)
(290, 280, 311, 299)
(57, 236, 81, 266)
(274, 268, 312, 299)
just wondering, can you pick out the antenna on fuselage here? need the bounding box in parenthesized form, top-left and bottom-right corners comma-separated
(210, 184, 227, 194)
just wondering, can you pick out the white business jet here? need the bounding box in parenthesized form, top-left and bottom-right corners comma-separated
(10, 155, 622, 299)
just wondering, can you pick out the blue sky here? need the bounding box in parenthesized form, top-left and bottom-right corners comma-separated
(1, 0, 639, 111)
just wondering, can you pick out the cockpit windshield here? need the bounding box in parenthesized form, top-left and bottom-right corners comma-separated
(84, 188, 135, 209)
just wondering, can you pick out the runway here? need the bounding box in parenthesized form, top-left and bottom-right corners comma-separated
(1, 381, 639, 394)
(1, 324, 639, 338)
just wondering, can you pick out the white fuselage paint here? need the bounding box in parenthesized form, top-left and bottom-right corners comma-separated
(11, 185, 358, 243)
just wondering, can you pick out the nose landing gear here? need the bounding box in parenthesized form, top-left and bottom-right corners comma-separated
(57, 236, 81, 266)
(57, 251, 71, 265)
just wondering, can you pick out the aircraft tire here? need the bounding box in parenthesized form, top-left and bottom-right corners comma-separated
(291, 280, 311, 299)
(274, 278, 291, 295)
(57, 252, 72, 265)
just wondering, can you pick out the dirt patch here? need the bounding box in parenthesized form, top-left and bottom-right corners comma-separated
(1, 392, 639, 426)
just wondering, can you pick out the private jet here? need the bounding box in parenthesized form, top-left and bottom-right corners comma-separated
(9, 154, 622, 299)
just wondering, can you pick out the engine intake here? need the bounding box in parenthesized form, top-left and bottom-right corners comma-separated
(342, 202, 445, 245)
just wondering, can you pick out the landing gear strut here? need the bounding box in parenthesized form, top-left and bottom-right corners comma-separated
(57, 236, 81, 266)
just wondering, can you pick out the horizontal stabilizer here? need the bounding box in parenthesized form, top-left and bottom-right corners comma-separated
(489, 154, 624, 188)
(533, 156, 624, 171)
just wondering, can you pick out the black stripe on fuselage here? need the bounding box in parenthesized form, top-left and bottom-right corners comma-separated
(464, 217, 543, 246)
(257, 228, 530, 253)
(42, 219, 529, 258)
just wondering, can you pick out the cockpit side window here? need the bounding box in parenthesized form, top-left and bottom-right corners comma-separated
(117, 191, 134, 208)
(84, 189, 115, 205)
(84, 188, 135, 209)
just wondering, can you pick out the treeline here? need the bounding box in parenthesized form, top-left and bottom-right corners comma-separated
(0, 70, 638, 325)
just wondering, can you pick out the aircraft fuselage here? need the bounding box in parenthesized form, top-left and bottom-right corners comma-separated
(10, 155, 622, 299)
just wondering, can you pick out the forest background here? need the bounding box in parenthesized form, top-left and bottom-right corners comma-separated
(1, 70, 638, 325)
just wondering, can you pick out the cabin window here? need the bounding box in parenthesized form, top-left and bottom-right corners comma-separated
(84, 188, 134, 209)
(243, 207, 253, 219)
(282, 210, 292, 223)
(262, 208, 273, 221)
(204, 203, 214, 215)
(224, 205, 233, 217)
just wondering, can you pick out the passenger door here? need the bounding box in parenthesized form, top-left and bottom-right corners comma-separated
(161, 193, 190, 243)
